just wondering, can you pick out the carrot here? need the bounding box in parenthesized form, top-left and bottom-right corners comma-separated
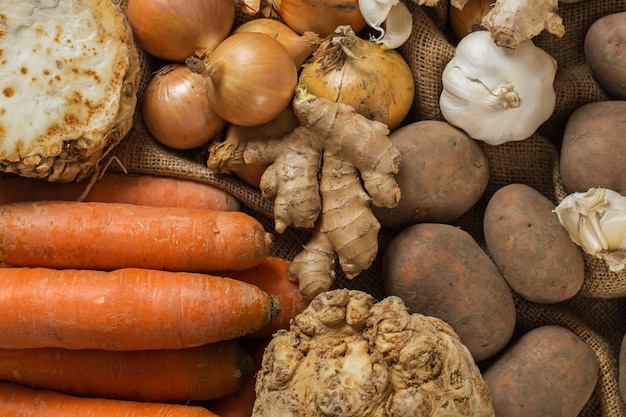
(207, 340, 269, 417)
(0, 381, 219, 417)
(0, 200, 272, 272)
(0, 172, 241, 211)
(0, 340, 253, 402)
(0, 267, 280, 350)
(218, 257, 311, 338)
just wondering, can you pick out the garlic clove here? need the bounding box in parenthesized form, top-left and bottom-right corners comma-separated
(358, 0, 398, 30)
(376, 0, 412, 49)
(358, 0, 412, 48)
(554, 187, 626, 272)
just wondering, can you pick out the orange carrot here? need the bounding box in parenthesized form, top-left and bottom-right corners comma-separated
(0, 340, 253, 402)
(207, 340, 269, 417)
(0, 200, 272, 272)
(0, 381, 219, 417)
(0, 172, 241, 211)
(218, 257, 311, 338)
(0, 267, 280, 350)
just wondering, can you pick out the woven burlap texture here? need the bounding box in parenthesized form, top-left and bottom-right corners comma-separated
(109, 0, 626, 415)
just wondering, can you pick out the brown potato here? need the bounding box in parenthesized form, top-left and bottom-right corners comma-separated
(484, 325, 598, 417)
(585, 12, 626, 100)
(373, 120, 489, 230)
(559, 100, 626, 194)
(483, 183, 585, 303)
(382, 223, 516, 362)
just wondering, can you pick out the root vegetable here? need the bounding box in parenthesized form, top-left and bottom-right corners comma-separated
(584, 12, 626, 100)
(382, 223, 517, 361)
(559, 100, 626, 195)
(218, 257, 311, 338)
(207, 106, 301, 188)
(236, 84, 401, 298)
(0, 173, 240, 211)
(484, 183, 585, 303)
(299, 25, 415, 131)
(372, 120, 489, 229)
(0, 341, 252, 402)
(142, 64, 227, 150)
(483, 325, 598, 417)
(480, 0, 565, 48)
(208, 340, 269, 417)
(0, 267, 280, 350)
(234, 19, 322, 68)
(252, 289, 495, 417)
(1, 0, 139, 182)
(0, 201, 271, 272)
(187, 32, 298, 127)
(0, 381, 219, 417)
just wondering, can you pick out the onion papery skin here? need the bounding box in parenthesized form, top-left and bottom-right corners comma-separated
(194, 32, 299, 127)
(142, 64, 227, 150)
(299, 26, 415, 130)
(449, 0, 494, 40)
(268, 0, 367, 37)
(234, 18, 322, 68)
(126, 0, 235, 62)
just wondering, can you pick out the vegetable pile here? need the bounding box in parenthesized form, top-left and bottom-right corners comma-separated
(4, 0, 626, 416)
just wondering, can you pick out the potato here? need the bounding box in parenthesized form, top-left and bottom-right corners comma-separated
(381, 223, 516, 362)
(585, 12, 626, 100)
(483, 325, 598, 417)
(559, 100, 626, 194)
(483, 183, 585, 303)
(373, 120, 489, 230)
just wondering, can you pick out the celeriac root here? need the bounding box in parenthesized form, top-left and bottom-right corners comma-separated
(252, 289, 495, 417)
(208, 84, 401, 299)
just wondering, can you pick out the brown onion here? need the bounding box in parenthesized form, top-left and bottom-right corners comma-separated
(268, 0, 367, 37)
(234, 18, 322, 68)
(142, 64, 226, 150)
(187, 32, 298, 127)
(449, 0, 494, 40)
(299, 25, 414, 130)
(126, 0, 234, 62)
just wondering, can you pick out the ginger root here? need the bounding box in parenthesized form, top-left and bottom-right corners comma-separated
(208, 84, 401, 299)
(480, 0, 565, 48)
(252, 289, 496, 417)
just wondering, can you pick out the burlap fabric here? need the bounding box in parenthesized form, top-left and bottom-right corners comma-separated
(108, 0, 625, 415)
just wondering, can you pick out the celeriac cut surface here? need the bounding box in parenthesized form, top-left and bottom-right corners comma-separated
(0, 0, 139, 182)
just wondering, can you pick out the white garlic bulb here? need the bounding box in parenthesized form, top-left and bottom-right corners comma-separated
(554, 188, 626, 272)
(439, 30, 557, 145)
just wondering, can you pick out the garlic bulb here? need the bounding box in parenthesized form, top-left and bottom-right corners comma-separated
(439, 30, 557, 145)
(554, 188, 626, 272)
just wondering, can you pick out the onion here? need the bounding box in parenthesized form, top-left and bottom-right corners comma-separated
(126, 0, 234, 62)
(186, 32, 298, 127)
(449, 0, 494, 40)
(142, 64, 226, 150)
(268, 0, 367, 37)
(299, 25, 414, 130)
(234, 18, 323, 68)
